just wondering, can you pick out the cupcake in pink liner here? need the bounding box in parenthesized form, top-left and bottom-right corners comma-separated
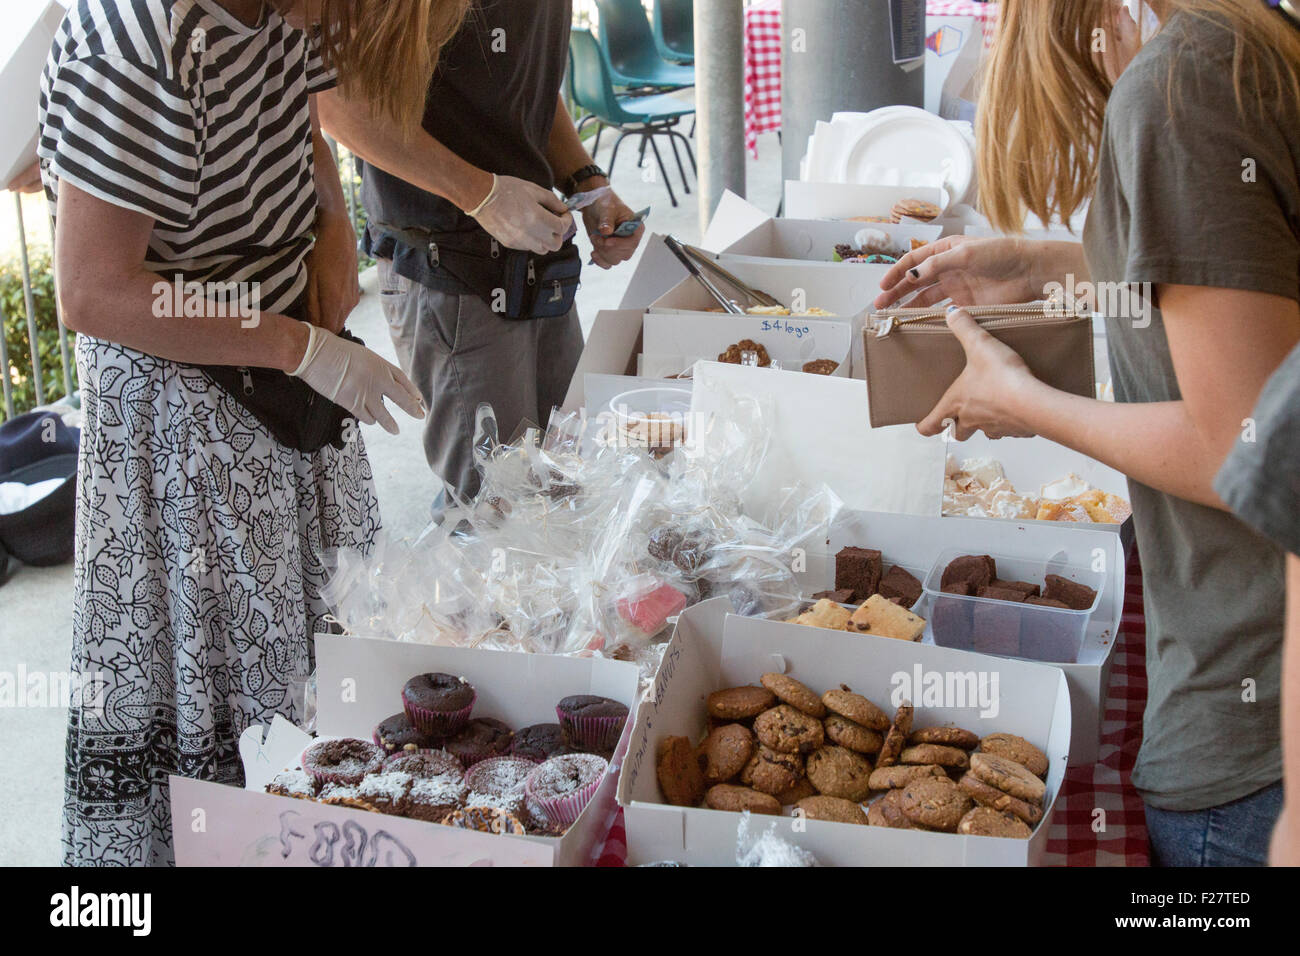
(445, 717, 513, 767)
(464, 756, 536, 817)
(524, 753, 609, 828)
(373, 711, 445, 756)
(555, 695, 628, 753)
(401, 673, 476, 736)
(383, 748, 463, 777)
(300, 738, 385, 785)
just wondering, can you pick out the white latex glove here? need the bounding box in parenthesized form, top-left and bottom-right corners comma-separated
(289, 324, 425, 435)
(467, 173, 574, 255)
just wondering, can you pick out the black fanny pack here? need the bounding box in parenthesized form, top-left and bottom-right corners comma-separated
(195, 303, 359, 454)
(380, 224, 582, 320)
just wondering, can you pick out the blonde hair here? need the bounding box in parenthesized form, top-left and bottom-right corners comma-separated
(977, 0, 1300, 232)
(316, 0, 471, 128)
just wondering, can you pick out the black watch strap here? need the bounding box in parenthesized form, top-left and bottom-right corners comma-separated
(565, 163, 606, 196)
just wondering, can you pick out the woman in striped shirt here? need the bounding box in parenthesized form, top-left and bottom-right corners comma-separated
(40, 0, 467, 865)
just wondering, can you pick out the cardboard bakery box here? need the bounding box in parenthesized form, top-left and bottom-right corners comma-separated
(0, 1, 67, 186)
(784, 181, 949, 222)
(800, 510, 1122, 767)
(171, 634, 640, 867)
(648, 258, 871, 326)
(617, 597, 1071, 866)
(943, 432, 1134, 552)
(639, 311, 852, 379)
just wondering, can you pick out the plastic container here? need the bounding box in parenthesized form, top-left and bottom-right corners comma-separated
(608, 387, 692, 456)
(919, 549, 1105, 664)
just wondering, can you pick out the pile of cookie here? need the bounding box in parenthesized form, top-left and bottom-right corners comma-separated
(655, 672, 1049, 840)
(264, 673, 628, 838)
(848, 198, 942, 225)
(784, 545, 927, 641)
(716, 338, 840, 376)
(933, 553, 1098, 661)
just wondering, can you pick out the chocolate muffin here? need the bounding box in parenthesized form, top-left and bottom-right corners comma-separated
(300, 738, 385, 785)
(445, 717, 513, 767)
(509, 723, 569, 763)
(373, 711, 442, 755)
(401, 672, 475, 735)
(556, 695, 629, 752)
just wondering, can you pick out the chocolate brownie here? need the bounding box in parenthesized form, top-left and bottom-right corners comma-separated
(940, 554, 996, 592)
(1042, 574, 1097, 610)
(977, 585, 1030, 603)
(877, 565, 923, 608)
(971, 602, 1022, 656)
(835, 546, 883, 602)
(811, 588, 856, 604)
(992, 578, 1041, 599)
(1020, 599, 1081, 662)
(931, 594, 974, 650)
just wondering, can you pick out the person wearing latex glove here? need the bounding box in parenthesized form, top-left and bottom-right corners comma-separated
(319, 0, 646, 510)
(900, 0, 1300, 868)
(289, 322, 425, 434)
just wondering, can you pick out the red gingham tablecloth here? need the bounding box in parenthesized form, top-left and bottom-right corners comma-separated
(593, 546, 1151, 867)
(743, 1, 1000, 156)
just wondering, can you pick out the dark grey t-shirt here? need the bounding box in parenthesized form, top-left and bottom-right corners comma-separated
(1217, 342, 1300, 557)
(1082, 13, 1296, 810)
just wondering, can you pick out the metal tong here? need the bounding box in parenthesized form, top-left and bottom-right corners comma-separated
(662, 236, 784, 314)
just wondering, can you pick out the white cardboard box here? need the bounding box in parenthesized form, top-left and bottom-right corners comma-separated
(617, 597, 1071, 866)
(784, 181, 949, 221)
(803, 510, 1123, 767)
(641, 311, 852, 379)
(172, 634, 640, 867)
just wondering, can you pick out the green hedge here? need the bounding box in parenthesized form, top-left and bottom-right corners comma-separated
(1, 245, 75, 422)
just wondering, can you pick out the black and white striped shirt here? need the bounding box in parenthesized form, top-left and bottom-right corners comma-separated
(38, 0, 337, 316)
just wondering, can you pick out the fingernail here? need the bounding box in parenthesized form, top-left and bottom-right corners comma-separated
(947, 304, 960, 313)
(908, 268, 920, 279)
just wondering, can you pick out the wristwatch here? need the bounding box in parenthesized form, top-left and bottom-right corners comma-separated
(564, 163, 607, 196)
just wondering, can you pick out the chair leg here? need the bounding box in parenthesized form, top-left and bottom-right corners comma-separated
(591, 122, 605, 161)
(670, 129, 697, 175)
(646, 134, 679, 207)
(607, 130, 632, 180)
(666, 131, 691, 194)
(637, 133, 650, 169)
(689, 116, 696, 138)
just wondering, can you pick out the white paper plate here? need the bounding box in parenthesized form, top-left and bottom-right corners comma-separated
(836, 106, 974, 206)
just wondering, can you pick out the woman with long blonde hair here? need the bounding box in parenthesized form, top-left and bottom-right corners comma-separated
(876, 0, 1300, 865)
(40, 0, 467, 865)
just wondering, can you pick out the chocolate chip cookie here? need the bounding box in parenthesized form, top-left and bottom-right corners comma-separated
(774, 776, 817, 806)
(969, 752, 1046, 803)
(739, 745, 804, 795)
(821, 686, 889, 730)
(697, 723, 754, 783)
(979, 733, 1049, 778)
(899, 776, 974, 832)
(704, 783, 781, 815)
(874, 702, 914, 768)
(656, 735, 705, 807)
(760, 673, 827, 717)
(908, 726, 980, 750)
(824, 714, 884, 754)
(866, 787, 918, 829)
(868, 763, 946, 790)
(706, 685, 777, 720)
(958, 772, 1044, 825)
(806, 745, 873, 801)
(754, 704, 825, 754)
(899, 743, 970, 769)
(957, 805, 1032, 839)
(794, 795, 868, 825)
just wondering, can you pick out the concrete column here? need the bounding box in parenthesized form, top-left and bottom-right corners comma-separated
(781, 0, 925, 183)
(694, 0, 746, 235)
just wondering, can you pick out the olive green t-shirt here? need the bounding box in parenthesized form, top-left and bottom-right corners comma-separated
(1082, 12, 1296, 810)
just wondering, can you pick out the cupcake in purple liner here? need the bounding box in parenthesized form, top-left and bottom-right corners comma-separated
(357, 770, 413, 816)
(301, 738, 385, 785)
(464, 756, 536, 816)
(373, 712, 444, 756)
(509, 723, 570, 763)
(524, 753, 608, 828)
(445, 717, 513, 767)
(556, 695, 628, 753)
(401, 672, 476, 735)
(384, 748, 463, 776)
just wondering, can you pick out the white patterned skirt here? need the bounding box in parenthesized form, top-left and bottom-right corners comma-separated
(63, 336, 381, 866)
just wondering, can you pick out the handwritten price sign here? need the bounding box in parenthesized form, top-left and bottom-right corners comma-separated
(759, 319, 813, 338)
(277, 809, 418, 867)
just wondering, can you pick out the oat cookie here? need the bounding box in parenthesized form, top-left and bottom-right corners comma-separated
(740, 745, 804, 795)
(656, 735, 706, 807)
(754, 704, 826, 754)
(900, 743, 970, 769)
(821, 686, 889, 730)
(958, 773, 1044, 826)
(806, 745, 873, 801)
(957, 806, 1032, 838)
(874, 702, 914, 768)
(760, 673, 827, 717)
(899, 776, 973, 832)
(969, 752, 1046, 803)
(979, 733, 1049, 778)
(704, 783, 781, 815)
(866, 787, 918, 829)
(908, 726, 980, 750)
(824, 713, 884, 753)
(891, 198, 942, 221)
(774, 776, 818, 806)
(794, 795, 869, 825)
(868, 763, 946, 790)
(706, 685, 777, 720)
(697, 723, 754, 783)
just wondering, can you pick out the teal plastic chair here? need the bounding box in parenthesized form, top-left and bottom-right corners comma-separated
(595, 0, 695, 90)
(653, 0, 694, 64)
(569, 28, 696, 207)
